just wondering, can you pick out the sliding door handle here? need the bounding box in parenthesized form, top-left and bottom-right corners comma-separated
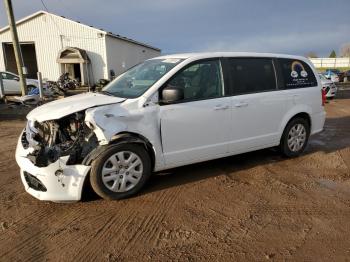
(214, 105, 230, 110)
(234, 102, 248, 108)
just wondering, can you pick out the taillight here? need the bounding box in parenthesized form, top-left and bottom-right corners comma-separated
(322, 89, 326, 106)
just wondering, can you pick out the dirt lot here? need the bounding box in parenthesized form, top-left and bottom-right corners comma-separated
(1, 91, 350, 261)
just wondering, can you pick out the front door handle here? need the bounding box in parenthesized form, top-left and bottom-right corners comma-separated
(214, 105, 230, 110)
(234, 102, 248, 108)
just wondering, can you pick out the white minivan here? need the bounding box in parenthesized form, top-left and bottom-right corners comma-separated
(16, 52, 326, 202)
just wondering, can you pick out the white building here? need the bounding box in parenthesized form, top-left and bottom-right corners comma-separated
(0, 11, 161, 85)
(309, 58, 350, 68)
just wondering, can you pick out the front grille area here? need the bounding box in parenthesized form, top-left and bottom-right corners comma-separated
(23, 172, 47, 192)
(21, 131, 29, 149)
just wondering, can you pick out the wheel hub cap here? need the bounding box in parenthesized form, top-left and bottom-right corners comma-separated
(101, 151, 143, 192)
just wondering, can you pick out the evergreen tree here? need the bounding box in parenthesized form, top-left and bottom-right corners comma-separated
(329, 50, 337, 58)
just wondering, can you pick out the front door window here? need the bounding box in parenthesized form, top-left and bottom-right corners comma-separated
(165, 59, 223, 102)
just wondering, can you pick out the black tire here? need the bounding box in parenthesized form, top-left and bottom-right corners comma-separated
(279, 117, 310, 157)
(90, 143, 151, 200)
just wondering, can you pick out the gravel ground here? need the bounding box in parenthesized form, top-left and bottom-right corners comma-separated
(0, 91, 350, 261)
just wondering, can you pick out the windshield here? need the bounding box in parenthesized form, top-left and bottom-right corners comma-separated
(102, 58, 184, 98)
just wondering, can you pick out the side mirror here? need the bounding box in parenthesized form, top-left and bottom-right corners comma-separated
(161, 85, 184, 104)
(13, 77, 19, 81)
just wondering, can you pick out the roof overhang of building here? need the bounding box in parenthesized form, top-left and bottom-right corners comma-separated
(57, 47, 90, 63)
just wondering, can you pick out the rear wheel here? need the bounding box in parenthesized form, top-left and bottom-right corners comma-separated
(280, 117, 310, 157)
(90, 143, 151, 200)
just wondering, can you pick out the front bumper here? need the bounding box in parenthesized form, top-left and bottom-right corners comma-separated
(15, 132, 91, 202)
(311, 110, 326, 135)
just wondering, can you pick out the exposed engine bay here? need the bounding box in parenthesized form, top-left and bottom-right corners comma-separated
(25, 112, 98, 167)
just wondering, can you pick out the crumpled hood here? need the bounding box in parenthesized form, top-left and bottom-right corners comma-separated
(27, 92, 126, 122)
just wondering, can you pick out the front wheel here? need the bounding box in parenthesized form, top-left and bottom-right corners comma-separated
(279, 118, 310, 157)
(90, 143, 151, 200)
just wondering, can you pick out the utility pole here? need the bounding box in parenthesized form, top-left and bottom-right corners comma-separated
(3, 0, 27, 95)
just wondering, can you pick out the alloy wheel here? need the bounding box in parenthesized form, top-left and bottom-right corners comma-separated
(287, 124, 306, 152)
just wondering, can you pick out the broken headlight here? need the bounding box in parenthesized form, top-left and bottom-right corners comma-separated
(26, 111, 98, 167)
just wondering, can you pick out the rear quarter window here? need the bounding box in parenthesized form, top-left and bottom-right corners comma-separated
(278, 58, 317, 89)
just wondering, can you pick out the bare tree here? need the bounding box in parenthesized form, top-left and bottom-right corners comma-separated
(305, 51, 318, 58)
(340, 43, 350, 57)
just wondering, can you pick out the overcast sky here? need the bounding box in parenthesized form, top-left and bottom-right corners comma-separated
(0, 0, 349, 56)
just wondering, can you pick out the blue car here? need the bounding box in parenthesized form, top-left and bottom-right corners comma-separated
(324, 69, 340, 82)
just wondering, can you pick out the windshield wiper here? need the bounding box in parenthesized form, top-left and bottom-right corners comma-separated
(100, 90, 115, 96)
(100, 90, 129, 98)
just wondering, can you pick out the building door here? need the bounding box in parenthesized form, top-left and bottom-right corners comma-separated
(2, 42, 38, 79)
(63, 63, 81, 82)
(73, 63, 81, 81)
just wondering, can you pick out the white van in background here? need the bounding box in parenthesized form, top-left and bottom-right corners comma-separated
(16, 52, 326, 202)
(319, 73, 337, 99)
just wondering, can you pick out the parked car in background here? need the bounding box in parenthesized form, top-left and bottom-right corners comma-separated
(319, 73, 337, 99)
(325, 68, 342, 76)
(16, 52, 326, 202)
(323, 70, 340, 83)
(325, 68, 343, 80)
(1, 71, 39, 95)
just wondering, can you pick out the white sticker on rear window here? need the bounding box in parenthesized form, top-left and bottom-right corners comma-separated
(281, 59, 316, 88)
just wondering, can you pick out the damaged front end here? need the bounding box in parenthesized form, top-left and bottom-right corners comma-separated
(15, 92, 128, 201)
(24, 111, 98, 167)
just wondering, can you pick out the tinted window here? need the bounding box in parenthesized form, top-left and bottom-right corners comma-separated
(278, 58, 317, 89)
(227, 58, 276, 95)
(165, 59, 223, 101)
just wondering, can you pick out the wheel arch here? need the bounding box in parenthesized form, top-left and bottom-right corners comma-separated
(108, 132, 156, 171)
(82, 131, 156, 169)
(279, 110, 312, 143)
